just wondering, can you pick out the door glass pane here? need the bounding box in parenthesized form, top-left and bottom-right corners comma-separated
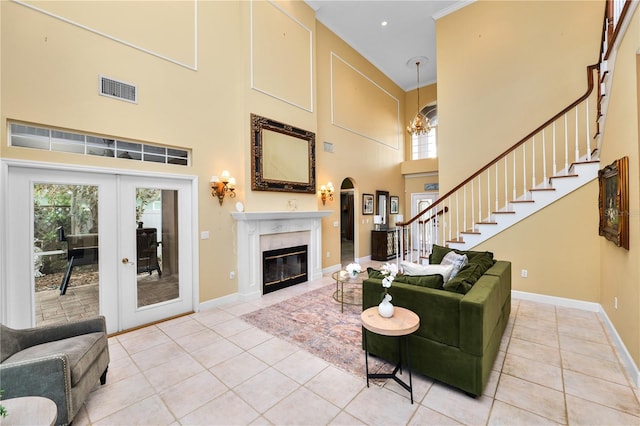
(34, 184, 99, 325)
(136, 188, 179, 308)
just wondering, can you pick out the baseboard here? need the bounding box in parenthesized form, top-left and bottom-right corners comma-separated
(512, 290, 640, 388)
(598, 306, 640, 388)
(197, 292, 240, 311)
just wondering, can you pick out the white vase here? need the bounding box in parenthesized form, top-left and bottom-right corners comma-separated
(378, 293, 394, 318)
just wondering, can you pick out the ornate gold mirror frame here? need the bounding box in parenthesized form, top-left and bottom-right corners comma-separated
(251, 113, 316, 194)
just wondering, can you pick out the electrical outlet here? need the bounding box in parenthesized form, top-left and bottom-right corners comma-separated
(521, 269, 528, 278)
(326, 251, 330, 258)
(614, 296, 618, 309)
(229, 271, 235, 280)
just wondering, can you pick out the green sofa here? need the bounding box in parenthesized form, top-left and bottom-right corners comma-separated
(362, 251, 511, 397)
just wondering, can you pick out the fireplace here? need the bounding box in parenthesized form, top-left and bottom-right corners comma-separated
(231, 211, 331, 300)
(262, 245, 308, 294)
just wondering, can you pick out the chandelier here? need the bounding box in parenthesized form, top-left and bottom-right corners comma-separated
(407, 60, 431, 136)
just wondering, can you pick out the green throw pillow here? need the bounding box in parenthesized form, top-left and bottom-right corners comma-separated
(443, 263, 483, 294)
(393, 274, 443, 289)
(430, 243, 495, 268)
(367, 267, 386, 279)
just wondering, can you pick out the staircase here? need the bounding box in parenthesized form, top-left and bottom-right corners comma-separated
(396, 0, 633, 263)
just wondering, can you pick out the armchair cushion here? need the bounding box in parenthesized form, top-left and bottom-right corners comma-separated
(0, 316, 110, 425)
(4, 332, 107, 386)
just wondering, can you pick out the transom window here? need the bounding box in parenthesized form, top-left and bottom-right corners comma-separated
(411, 104, 437, 160)
(10, 123, 190, 166)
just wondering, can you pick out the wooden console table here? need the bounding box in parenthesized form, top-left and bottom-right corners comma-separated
(371, 229, 397, 261)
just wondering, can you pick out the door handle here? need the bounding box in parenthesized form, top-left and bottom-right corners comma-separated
(122, 258, 134, 265)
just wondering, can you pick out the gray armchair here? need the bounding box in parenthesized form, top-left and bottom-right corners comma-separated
(0, 316, 110, 425)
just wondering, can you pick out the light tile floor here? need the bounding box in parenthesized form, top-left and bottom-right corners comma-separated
(74, 272, 640, 425)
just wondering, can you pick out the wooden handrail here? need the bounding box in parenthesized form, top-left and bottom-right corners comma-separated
(604, 0, 632, 60)
(398, 63, 599, 228)
(416, 206, 448, 225)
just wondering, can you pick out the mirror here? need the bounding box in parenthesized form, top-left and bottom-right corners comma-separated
(376, 190, 389, 229)
(251, 113, 316, 193)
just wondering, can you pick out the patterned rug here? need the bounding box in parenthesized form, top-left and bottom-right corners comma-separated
(241, 284, 390, 378)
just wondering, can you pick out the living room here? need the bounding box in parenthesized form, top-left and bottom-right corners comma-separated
(1, 0, 639, 423)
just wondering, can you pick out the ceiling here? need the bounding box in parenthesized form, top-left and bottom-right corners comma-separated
(304, 0, 471, 91)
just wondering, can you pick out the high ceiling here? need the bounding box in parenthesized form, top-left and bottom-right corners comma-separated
(304, 1, 471, 91)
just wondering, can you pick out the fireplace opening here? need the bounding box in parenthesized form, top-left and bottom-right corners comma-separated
(262, 245, 308, 294)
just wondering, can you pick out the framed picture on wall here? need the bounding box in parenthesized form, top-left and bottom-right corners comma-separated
(363, 193, 374, 215)
(598, 156, 629, 250)
(390, 196, 399, 214)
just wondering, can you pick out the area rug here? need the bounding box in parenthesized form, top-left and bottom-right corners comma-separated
(241, 284, 391, 378)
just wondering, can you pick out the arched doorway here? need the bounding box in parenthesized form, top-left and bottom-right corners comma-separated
(340, 178, 355, 265)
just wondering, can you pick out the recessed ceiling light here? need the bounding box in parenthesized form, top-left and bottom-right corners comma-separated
(381, 21, 388, 27)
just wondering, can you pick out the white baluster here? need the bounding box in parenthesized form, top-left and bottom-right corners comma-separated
(496, 162, 499, 213)
(531, 136, 536, 191)
(552, 121, 557, 176)
(512, 151, 517, 201)
(564, 113, 569, 173)
(523, 142, 527, 197)
(586, 100, 591, 161)
(463, 185, 467, 237)
(575, 105, 580, 163)
(542, 129, 547, 186)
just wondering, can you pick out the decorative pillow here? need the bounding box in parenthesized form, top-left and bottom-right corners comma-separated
(430, 243, 494, 266)
(393, 274, 443, 289)
(401, 261, 454, 283)
(440, 251, 468, 280)
(429, 244, 452, 265)
(366, 267, 386, 279)
(443, 263, 483, 294)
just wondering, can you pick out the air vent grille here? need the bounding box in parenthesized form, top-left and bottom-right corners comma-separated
(99, 76, 137, 103)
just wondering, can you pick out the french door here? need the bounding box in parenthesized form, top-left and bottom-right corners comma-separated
(3, 165, 195, 333)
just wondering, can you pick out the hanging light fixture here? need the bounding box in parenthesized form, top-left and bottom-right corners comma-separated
(407, 59, 431, 136)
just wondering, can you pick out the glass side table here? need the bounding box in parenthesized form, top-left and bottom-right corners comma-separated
(331, 270, 364, 312)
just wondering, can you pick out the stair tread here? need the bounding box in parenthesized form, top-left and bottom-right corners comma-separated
(530, 187, 556, 192)
(493, 211, 516, 214)
(511, 199, 535, 203)
(477, 221, 498, 225)
(461, 231, 481, 235)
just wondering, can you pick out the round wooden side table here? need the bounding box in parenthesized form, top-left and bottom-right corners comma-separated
(361, 306, 420, 403)
(1, 396, 57, 426)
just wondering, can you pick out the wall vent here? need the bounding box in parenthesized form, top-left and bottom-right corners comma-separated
(99, 75, 137, 103)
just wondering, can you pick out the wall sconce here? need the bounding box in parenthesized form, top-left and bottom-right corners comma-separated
(373, 215, 383, 230)
(319, 182, 334, 205)
(210, 170, 236, 205)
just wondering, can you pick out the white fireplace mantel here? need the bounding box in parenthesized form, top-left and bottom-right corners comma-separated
(231, 211, 331, 299)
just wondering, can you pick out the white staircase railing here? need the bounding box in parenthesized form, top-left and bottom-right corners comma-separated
(396, 0, 633, 264)
(397, 64, 601, 264)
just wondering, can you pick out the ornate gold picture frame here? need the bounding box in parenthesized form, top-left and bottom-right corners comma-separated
(598, 156, 629, 250)
(251, 113, 316, 193)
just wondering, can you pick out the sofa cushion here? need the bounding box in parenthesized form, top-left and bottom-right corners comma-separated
(4, 332, 107, 386)
(401, 261, 454, 283)
(443, 263, 483, 294)
(393, 273, 444, 289)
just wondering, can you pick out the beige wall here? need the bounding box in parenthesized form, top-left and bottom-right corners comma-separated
(436, 0, 603, 193)
(597, 6, 640, 365)
(0, 0, 406, 304)
(315, 22, 405, 265)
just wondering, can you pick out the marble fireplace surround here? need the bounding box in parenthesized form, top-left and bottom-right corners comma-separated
(231, 211, 331, 299)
